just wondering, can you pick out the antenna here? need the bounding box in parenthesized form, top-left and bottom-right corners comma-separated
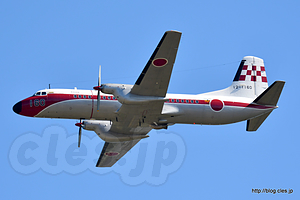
(49, 84, 51, 89)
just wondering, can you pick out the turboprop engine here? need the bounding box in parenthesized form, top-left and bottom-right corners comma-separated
(77, 120, 149, 143)
(100, 83, 167, 104)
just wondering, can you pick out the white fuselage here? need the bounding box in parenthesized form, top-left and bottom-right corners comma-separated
(24, 88, 275, 126)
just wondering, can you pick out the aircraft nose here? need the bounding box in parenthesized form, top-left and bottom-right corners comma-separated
(13, 101, 22, 114)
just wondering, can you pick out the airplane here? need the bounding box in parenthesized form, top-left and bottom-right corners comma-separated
(13, 30, 285, 167)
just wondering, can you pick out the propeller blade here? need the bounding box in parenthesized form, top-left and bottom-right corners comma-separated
(97, 65, 101, 111)
(98, 65, 101, 87)
(75, 119, 83, 148)
(97, 90, 100, 111)
(93, 65, 102, 111)
(78, 126, 82, 147)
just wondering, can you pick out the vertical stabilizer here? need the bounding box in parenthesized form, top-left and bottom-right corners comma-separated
(230, 56, 269, 98)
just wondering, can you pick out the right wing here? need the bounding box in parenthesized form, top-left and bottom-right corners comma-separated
(96, 140, 141, 167)
(110, 101, 163, 134)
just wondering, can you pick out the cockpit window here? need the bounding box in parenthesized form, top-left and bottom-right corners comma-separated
(33, 91, 47, 96)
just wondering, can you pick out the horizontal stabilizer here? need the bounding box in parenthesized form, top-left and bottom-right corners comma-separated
(246, 80, 285, 131)
(253, 81, 285, 106)
(246, 111, 272, 131)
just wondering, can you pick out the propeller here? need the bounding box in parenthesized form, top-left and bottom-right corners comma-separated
(93, 65, 102, 112)
(75, 119, 84, 147)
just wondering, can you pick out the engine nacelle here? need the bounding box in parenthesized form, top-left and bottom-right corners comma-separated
(101, 84, 129, 96)
(82, 120, 149, 142)
(150, 123, 168, 130)
(100, 83, 167, 104)
(149, 121, 175, 130)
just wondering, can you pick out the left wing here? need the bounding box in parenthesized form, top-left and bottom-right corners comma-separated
(110, 31, 182, 134)
(131, 30, 181, 97)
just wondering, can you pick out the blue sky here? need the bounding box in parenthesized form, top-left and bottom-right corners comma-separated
(1, 0, 299, 199)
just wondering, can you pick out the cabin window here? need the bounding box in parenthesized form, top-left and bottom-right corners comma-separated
(196, 100, 199, 104)
(83, 95, 86, 98)
(88, 95, 91, 99)
(191, 100, 194, 103)
(42, 92, 46, 95)
(74, 95, 77, 98)
(36, 92, 41, 96)
(181, 100, 184, 103)
(78, 95, 81, 98)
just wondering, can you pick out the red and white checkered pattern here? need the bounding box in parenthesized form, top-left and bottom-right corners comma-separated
(239, 65, 267, 83)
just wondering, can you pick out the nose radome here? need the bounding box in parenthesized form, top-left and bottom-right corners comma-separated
(13, 101, 22, 114)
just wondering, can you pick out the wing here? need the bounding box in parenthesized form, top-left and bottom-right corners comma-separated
(97, 140, 141, 167)
(111, 31, 182, 134)
(131, 30, 181, 97)
(96, 31, 182, 167)
(110, 101, 164, 134)
(96, 102, 164, 167)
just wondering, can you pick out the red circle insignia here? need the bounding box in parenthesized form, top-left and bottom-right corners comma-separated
(152, 58, 168, 67)
(210, 99, 224, 112)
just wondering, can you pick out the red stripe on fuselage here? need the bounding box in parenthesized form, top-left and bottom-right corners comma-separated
(167, 98, 274, 110)
(19, 93, 274, 118)
(223, 101, 274, 109)
(19, 93, 117, 117)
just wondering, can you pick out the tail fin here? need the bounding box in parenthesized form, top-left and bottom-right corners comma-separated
(231, 56, 269, 98)
(204, 56, 276, 100)
(246, 81, 285, 131)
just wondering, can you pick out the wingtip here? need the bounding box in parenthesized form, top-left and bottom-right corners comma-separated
(166, 30, 182, 34)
